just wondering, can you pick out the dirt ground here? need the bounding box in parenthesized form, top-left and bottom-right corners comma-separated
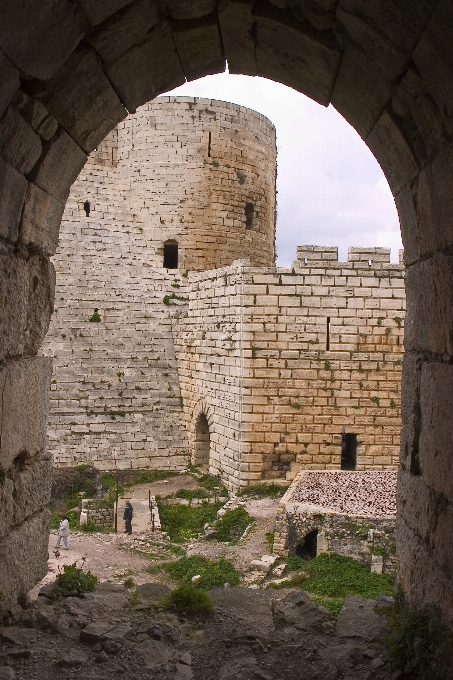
(32, 476, 280, 597)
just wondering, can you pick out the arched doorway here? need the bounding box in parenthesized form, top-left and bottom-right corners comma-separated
(1, 0, 453, 624)
(194, 413, 210, 467)
(296, 530, 319, 560)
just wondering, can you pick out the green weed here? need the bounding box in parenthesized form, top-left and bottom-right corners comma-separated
(266, 532, 275, 551)
(238, 483, 287, 499)
(88, 309, 101, 323)
(299, 553, 394, 601)
(50, 563, 97, 599)
(165, 556, 240, 590)
(385, 603, 453, 679)
(157, 501, 222, 543)
(197, 473, 228, 496)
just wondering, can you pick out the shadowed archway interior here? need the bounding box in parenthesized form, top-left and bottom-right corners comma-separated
(0, 0, 453, 625)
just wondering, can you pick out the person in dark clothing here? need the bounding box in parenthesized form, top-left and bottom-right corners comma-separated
(123, 500, 133, 534)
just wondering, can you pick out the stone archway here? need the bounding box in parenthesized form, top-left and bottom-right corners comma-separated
(194, 413, 211, 467)
(1, 0, 453, 623)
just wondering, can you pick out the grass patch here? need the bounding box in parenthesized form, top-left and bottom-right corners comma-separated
(385, 602, 453, 679)
(174, 488, 210, 500)
(214, 507, 254, 543)
(237, 483, 288, 498)
(291, 553, 395, 603)
(165, 556, 241, 590)
(157, 501, 222, 543)
(286, 555, 304, 571)
(51, 509, 79, 530)
(166, 584, 213, 617)
(310, 596, 345, 617)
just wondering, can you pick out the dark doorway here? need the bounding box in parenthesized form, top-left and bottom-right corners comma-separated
(296, 530, 318, 559)
(194, 413, 210, 466)
(341, 433, 358, 470)
(163, 241, 178, 269)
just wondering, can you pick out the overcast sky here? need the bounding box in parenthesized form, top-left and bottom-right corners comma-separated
(167, 71, 402, 266)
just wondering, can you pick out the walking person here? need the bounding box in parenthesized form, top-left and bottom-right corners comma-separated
(123, 500, 133, 535)
(55, 513, 71, 549)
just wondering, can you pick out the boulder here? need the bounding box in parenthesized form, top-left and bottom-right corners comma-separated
(335, 597, 387, 642)
(272, 591, 334, 633)
(55, 650, 89, 667)
(0, 668, 15, 680)
(135, 582, 171, 605)
(135, 638, 172, 668)
(209, 588, 274, 637)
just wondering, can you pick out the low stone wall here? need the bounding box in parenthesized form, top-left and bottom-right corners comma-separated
(81, 499, 114, 528)
(274, 470, 397, 573)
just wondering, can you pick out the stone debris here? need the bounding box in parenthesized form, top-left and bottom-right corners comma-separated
(250, 555, 277, 573)
(289, 471, 397, 518)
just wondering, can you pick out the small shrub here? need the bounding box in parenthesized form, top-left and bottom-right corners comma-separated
(165, 556, 240, 590)
(166, 584, 213, 617)
(88, 309, 101, 323)
(385, 603, 453, 679)
(124, 577, 134, 588)
(50, 563, 97, 599)
(214, 507, 254, 543)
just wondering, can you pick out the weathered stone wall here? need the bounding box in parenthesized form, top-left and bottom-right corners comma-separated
(82, 500, 114, 528)
(85, 96, 276, 272)
(174, 248, 405, 489)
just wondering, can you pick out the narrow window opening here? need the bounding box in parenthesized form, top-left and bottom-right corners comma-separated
(296, 530, 318, 559)
(368, 259, 372, 266)
(326, 317, 330, 351)
(194, 413, 210, 466)
(245, 202, 255, 229)
(341, 433, 358, 470)
(304, 257, 308, 264)
(208, 131, 211, 157)
(83, 201, 90, 217)
(163, 241, 178, 269)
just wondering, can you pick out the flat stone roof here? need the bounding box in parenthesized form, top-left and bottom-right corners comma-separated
(284, 470, 397, 519)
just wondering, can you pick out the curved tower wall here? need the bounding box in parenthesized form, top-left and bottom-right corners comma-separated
(42, 97, 277, 470)
(116, 97, 277, 270)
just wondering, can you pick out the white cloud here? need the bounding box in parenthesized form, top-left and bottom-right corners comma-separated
(166, 73, 402, 266)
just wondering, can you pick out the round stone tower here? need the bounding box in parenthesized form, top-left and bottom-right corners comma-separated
(92, 96, 277, 270)
(42, 97, 277, 471)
